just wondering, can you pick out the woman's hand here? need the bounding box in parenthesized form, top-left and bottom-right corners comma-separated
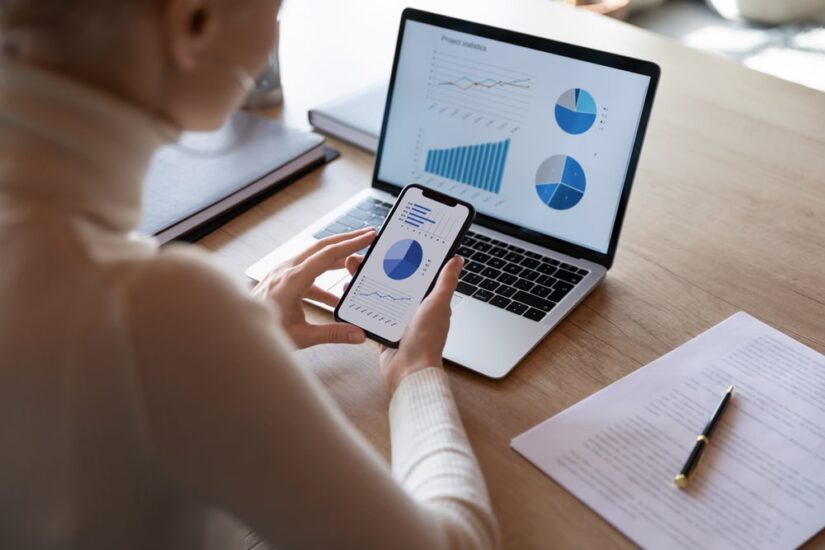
(253, 228, 376, 349)
(345, 253, 464, 394)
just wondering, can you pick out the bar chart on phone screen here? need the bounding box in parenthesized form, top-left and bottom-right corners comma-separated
(397, 199, 463, 244)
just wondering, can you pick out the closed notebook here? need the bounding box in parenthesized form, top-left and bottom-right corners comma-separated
(308, 84, 386, 153)
(140, 111, 325, 244)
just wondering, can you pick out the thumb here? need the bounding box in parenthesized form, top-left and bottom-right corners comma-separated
(428, 256, 464, 302)
(293, 322, 367, 348)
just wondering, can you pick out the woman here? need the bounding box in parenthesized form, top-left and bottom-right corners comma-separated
(0, 1, 498, 548)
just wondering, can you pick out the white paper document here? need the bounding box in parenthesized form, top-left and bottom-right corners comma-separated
(512, 312, 825, 549)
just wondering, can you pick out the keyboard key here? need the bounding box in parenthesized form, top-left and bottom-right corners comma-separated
(473, 289, 494, 302)
(337, 215, 367, 229)
(313, 230, 334, 240)
(503, 263, 523, 275)
(489, 246, 507, 258)
(488, 258, 507, 269)
(463, 273, 483, 285)
(514, 279, 535, 291)
(577, 268, 590, 276)
(457, 246, 475, 258)
(497, 273, 517, 285)
(507, 245, 526, 253)
(560, 262, 577, 271)
(548, 286, 572, 303)
(356, 200, 375, 211)
(555, 269, 583, 284)
(324, 222, 349, 234)
(523, 308, 547, 322)
(537, 274, 558, 287)
(490, 296, 511, 309)
(547, 258, 560, 266)
(472, 251, 491, 263)
(513, 291, 556, 312)
(473, 242, 492, 252)
(479, 278, 500, 291)
(506, 302, 529, 315)
(525, 251, 542, 260)
(456, 282, 476, 296)
(521, 258, 540, 269)
(531, 284, 552, 298)
(475, 234, 492, 242)
(481, 267, 501, 279)
(461, 236, 477, 247)
(496, 285, 516, 298)
(465, 261, 484, 273)
(537, 263, 557, 275)
(505, 252, 524, 263)
(491, 239, 508, 247)
(521, 269, 540, 281)
(554, 280, 574, 293)
(347, 209, 372, 220)
(466, 230, 478, 238)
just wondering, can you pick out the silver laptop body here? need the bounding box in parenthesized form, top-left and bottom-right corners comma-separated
(247, 9, 659, 378)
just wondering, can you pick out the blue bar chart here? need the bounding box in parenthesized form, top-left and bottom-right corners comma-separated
(403, 203, 437, 229)
(424, 138, 510, 194)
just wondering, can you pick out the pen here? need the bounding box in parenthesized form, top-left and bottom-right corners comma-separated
(674, 385, 734, 489)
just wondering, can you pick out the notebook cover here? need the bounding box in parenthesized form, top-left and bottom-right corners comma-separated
(139, 111, 325, 237)
(308, 84, 386, 153)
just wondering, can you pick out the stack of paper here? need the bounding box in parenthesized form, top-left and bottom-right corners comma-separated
(512, 312, 825, 549)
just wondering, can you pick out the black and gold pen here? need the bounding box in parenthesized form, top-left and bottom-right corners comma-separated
(674, 385, 734, 489)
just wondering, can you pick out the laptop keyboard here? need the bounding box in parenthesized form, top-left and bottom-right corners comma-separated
(312, 197, 589, 323)
(314, 197, 391, 239)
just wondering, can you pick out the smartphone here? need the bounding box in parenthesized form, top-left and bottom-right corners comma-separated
(335, 184, 475, 347)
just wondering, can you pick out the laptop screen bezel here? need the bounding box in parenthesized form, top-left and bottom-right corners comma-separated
(371, 8, 660, 269)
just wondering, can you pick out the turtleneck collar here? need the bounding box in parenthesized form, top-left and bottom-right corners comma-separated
(0, 60, 179, 232)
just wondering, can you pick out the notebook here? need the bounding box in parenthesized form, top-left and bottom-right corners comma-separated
(308, 84, 386, 153)
(139, 111, 326, 244)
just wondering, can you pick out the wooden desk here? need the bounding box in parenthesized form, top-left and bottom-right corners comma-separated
(199, 0, 825, 547)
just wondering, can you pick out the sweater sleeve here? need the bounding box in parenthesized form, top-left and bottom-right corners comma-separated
(390, 368, 499, 549)
(125, 249, 499, 550)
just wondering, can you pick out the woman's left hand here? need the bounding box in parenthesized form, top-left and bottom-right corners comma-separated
(252, 228, 376, 349)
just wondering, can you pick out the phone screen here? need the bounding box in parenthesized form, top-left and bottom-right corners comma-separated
(335, 185, 474, 346)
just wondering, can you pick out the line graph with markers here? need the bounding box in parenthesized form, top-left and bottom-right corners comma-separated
(427, 50, 533, 126)
(347, 276, 414, 327)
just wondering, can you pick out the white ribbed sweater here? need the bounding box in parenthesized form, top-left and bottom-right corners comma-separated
(0, 61, 498, 550)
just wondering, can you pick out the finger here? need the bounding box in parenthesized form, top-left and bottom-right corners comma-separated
(291, 227, 375, 264)
(427, 256, 464, 302)
(296, 231, 376, 287)
(294, 322, 367, 347)
(305, 285, 340, 308)
(345, 254, 365, 276)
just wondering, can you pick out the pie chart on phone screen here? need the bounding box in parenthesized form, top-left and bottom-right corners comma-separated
(383, 239, 423, 280)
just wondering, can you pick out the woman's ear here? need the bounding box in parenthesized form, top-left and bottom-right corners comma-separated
(161, 0, 218, 72)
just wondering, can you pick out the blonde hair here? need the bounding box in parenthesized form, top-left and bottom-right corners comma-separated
(0, 0, 145, 64)
(0, 1, 70, 28)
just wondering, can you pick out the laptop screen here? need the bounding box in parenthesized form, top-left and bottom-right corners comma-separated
(376, 15, 655, 258)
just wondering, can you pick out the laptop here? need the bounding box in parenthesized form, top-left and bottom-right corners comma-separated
(246, 8, 660, 378)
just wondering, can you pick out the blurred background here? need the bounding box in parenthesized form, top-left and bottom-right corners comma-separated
(563, 0, 825, 92)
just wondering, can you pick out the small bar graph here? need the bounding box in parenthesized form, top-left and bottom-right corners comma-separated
(404, 203, 436, 229)
(424, 139, 510, 194)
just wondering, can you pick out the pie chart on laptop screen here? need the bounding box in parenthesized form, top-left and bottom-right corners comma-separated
(383, 238, 424, 281)
(555, 88, 597, 135)
(535, 155, 586, 211)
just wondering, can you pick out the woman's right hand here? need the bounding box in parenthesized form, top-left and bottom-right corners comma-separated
(346, 255, 464, 395)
